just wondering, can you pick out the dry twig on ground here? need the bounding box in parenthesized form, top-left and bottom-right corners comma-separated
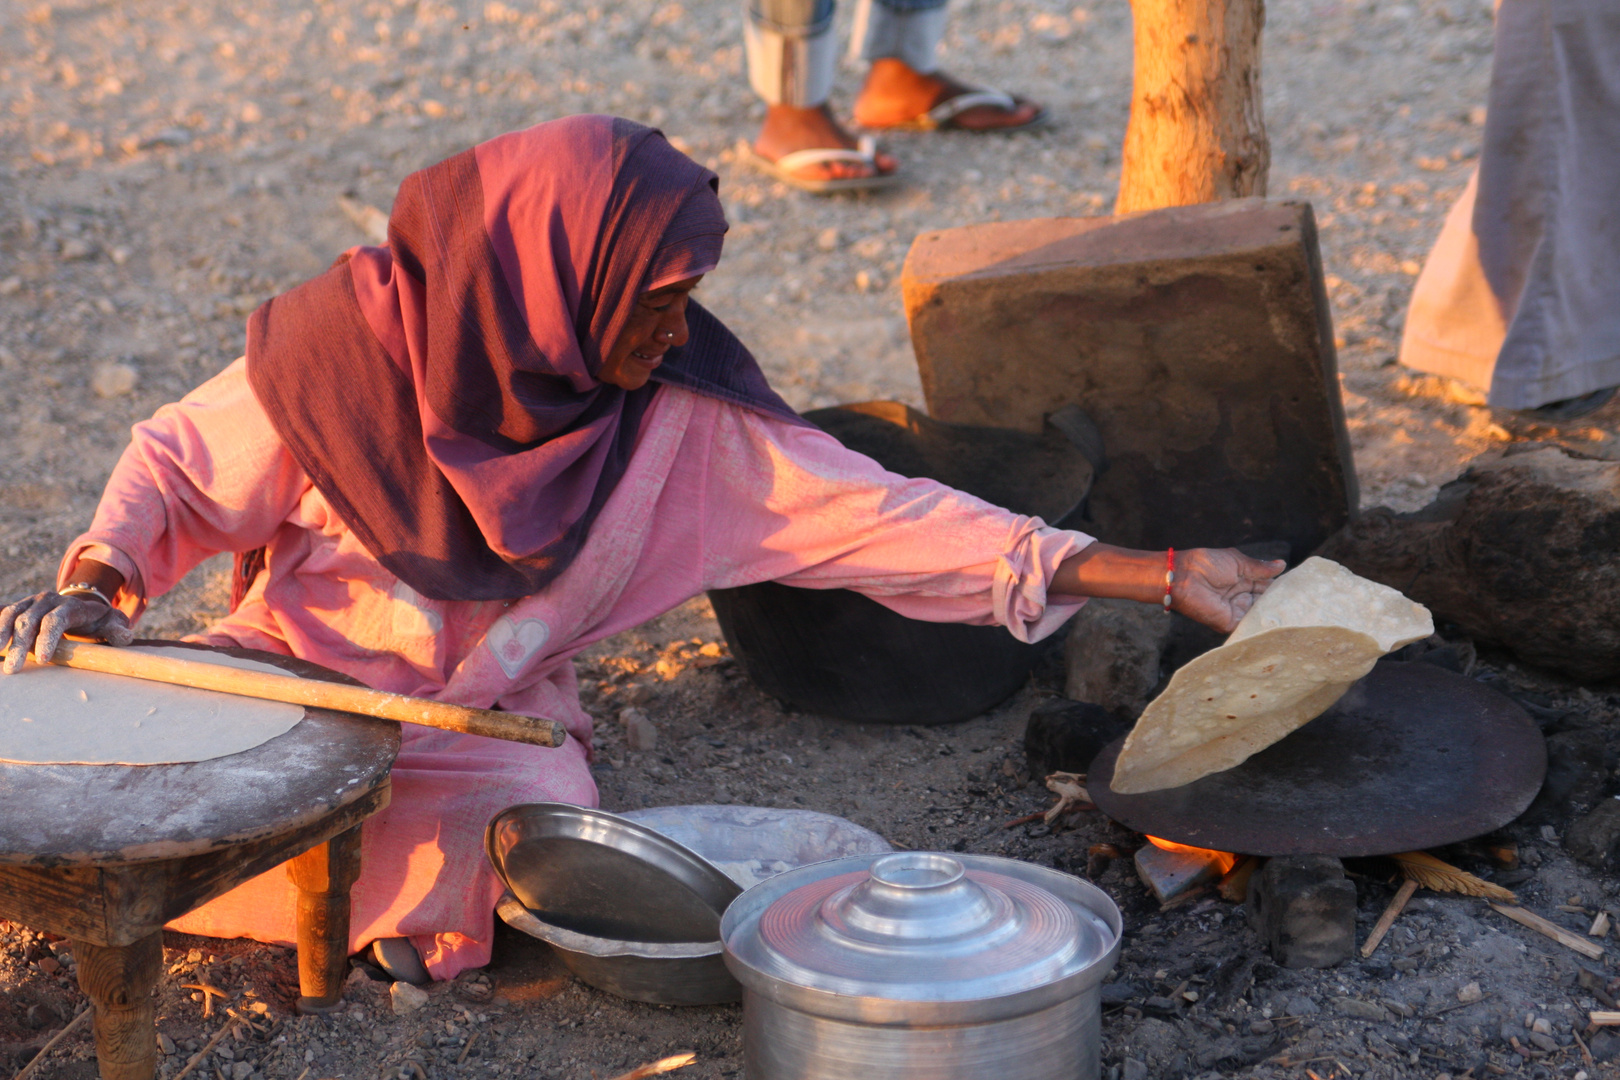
(606, 1052, 697, 1080)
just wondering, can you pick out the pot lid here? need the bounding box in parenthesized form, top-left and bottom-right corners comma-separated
(485, 804, 741, 944)
(725, 851, 1112, 1002)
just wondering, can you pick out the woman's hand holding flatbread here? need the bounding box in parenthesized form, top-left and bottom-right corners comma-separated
(1171, 548, 1288, 633)
(1052, 543, 1285, 633)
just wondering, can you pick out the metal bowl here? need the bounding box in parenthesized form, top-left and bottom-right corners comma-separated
(487, 804, 891, 1006)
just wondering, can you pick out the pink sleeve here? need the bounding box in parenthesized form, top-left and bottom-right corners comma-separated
(698, 404, 1096, 643)
(58, 359, 310, 617)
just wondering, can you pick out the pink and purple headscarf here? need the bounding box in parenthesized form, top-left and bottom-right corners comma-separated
(245, 116, 801, 601)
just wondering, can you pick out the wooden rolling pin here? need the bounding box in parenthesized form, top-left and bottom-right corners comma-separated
(2, 640, 568, 748)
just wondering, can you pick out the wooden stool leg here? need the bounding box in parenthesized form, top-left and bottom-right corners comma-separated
(287, 825, 364, 1015)
(72, 932, 163, 1080)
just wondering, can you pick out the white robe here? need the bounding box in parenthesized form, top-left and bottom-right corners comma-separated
(1399, 0, 1620, 410)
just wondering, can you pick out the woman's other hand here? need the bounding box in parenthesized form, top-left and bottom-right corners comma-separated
(0, 590, 134, 674)
(1172, 548, 1286, 633)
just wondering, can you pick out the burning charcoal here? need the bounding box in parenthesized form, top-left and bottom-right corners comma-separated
(1245, 855, 1356, 969)
(1023, 698, 1132, 777)
(1565, 799, 1620, 871)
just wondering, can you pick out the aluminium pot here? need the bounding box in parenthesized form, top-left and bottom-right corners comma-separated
(721, 851, 1122, 1080)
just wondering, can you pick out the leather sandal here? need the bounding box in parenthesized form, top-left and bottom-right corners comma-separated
(859, 87, 1048, 133)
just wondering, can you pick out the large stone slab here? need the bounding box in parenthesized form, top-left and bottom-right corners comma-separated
(901, 199, 1357, 558)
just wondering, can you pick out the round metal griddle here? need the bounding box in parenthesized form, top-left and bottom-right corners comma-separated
(1088, 661, 1547, 857)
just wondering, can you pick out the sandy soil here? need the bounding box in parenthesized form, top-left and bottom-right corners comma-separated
(6, 0, 1620, 1077)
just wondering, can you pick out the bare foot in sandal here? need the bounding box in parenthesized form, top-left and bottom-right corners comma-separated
(853, 59, 1044, 131)
(753, 103, 899, 184)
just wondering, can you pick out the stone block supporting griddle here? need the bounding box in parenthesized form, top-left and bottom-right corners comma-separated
(1245, 855, 1356, 969)
(901, 198, 1356, 559)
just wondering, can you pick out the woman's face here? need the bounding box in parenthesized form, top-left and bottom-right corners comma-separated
(598, 275, 704, 390)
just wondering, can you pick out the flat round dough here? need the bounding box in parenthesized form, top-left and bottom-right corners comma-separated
(1109, 557, 1433, 794)
(0, 646, 305, 765)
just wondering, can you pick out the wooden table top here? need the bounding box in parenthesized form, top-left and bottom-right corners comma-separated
(0, 643, 399, 867)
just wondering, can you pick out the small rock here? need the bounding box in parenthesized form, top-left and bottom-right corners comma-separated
(1122, 1059, 1149, 1080)
(1286, 995, 1320, 1016)
(1099, 982, 1137, 1006)
(1530, 1017, 1552, 1035)
(37, 956, 60, 974)
(91, 362, 138, 398)
(1525, 729, 1608, 824)
(187, 949, 203, 963)
(1528, 1031, 1558, 1053)
(815, 227, 839, 251)
(1249, 1018, 1275, 1035)
(620, 707, 658, 752)
(712, 786, 732, 804)
(59, 237, 95, 261)
(1334, 998, 1389, 1022)
(1246, 855, 1357, 969)
(1142, 995, 1179, 1016)
(390, 981, 429, 1015)
(1566, 798, 1620, 870)
(1023, 698, 1132, 777)
(1457, 981, 1483, 1004)
(157, 1033, 175, 1056)
(0, 276, 21, 295)
(1382, 999, 1414, 1018)
(1592, 1030, 1620, 1063)
(109, 245, 132, 265)
(231, 1061, 253, 1080)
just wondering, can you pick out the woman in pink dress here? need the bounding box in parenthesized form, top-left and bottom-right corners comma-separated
(0, 116, 1281, 983)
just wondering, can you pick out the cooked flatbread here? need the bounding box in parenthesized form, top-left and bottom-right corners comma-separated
(1108, 557, 1432, 794)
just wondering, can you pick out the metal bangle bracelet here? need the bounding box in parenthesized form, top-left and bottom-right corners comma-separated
(59, 583, 114, 607)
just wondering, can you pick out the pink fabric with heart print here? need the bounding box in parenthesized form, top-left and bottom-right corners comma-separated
(63, 361, 1093, 979)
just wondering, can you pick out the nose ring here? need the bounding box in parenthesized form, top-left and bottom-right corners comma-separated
(661, 330, 676, 341)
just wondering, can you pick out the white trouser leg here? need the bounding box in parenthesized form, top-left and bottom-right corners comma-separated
(848, 0, 949, 73)
(745, 20, 838, 107)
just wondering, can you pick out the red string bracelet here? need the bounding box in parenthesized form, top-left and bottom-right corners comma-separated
(1162, 547, 1175, 613)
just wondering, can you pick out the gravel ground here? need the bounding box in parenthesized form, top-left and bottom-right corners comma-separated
(7, 0, 1620, 1077)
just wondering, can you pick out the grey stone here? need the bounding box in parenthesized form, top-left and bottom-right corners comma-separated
(1334, 998, 1390, 1022)
(1024, 698, 1133, 776)
(903, 199, 1356, 559)
(1566, 798, 1620, 870)
(1246, 855, 1357, 969)
(1249, 1018, 1275, 1034)
(157, 1033, 175, 1056)
(1318, 448, 1620, 680)
(1590, 1030, 1620, 1063)
(1286, 995, 1320, 1016)
(1062, 599, 1174, 715)
(1099, 981, 1139, 1006)
(1524, 729, 1608, 824)
(619, 707, 658, 752)
(231, 1062, 253, 1080)
(1527, 1032, 1558, 1053)
(1122, 1059, 1149, 1080)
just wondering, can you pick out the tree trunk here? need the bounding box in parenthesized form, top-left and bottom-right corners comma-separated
(1116, 0, 1269, 214)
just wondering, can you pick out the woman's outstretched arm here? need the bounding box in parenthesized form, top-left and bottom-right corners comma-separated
(1051, 543, 1285, 633)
